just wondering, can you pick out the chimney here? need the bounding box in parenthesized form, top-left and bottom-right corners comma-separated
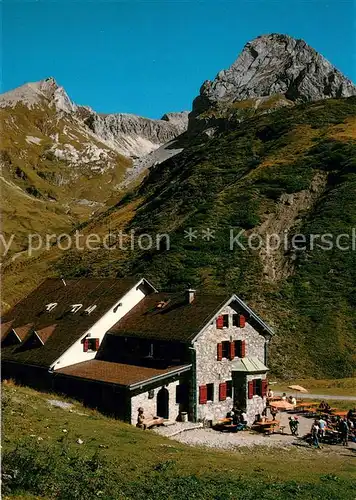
(186, 288, 196, 304)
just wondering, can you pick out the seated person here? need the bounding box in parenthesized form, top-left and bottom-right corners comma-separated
(281, 393, 287, 401)
(267, 388, 274, 399)
(136, 407, 164, 429)
(270, 407, 278, 420)
(290, 396, 297, 406)
(235, 410, 248, 430)
(136, 407, 146, 429)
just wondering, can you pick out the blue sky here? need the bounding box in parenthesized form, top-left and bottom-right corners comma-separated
(2, 0, 356, 118)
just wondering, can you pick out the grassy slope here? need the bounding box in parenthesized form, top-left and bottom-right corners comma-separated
(54, 97, 356, 378)
(0, 102, 131, 256)
(2, 383, 356, 500)
(2, 98, 356, 378)
(273, 377, 356, 397)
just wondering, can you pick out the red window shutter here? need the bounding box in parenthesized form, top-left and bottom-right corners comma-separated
(262, 379, 268, 397)
(219, 382, 227, 401)
(199, 385, 208, 404)
(83, 339, 89, 352)
(248, 381, 253, 399)
(239, 315, 246, 328)
(229, 341, 235, 360)
(95, 338, 100, 351)
(216, 315, 224, 329)
(241, 340, 246, 358)
(217, 343, 223, 361)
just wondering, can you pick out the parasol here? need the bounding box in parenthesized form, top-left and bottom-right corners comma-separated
(269, 400, 294, 410)
(288, 385, 308, 393)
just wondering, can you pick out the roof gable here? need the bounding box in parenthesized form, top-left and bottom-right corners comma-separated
(1, 277, 151, 367)
(110, 292, 231, 342)
(110, 291, 274, 344)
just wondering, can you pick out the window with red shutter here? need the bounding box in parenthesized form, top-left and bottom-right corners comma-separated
(83, 339, 89, 352)
(239, 315, 246, 328)
(262, 379, 268, 398)
(95, 338, 100, 351)
(199, 385, 208, 404)
(252, 379, 257, 396)
(219, 382, 227, 401)
(226, 380, 233, 398)
(206, 383, 214, 401)
(217, 343, 223, 361)
(229, 341, 235, 360)
(241, 340, 246, 358)
(248, 381, 253, 399)
(222, 341, 230, 358)
(216, 315, 224, 329)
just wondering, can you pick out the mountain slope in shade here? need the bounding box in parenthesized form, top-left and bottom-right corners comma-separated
(83, 110, 189, 158)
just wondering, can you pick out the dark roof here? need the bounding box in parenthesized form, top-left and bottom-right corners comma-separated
(1, 277, 142, 368)
(14, 324, 33, 341)
(56, 359, 191, 388)
(1, 321, 13, 340)
(36, 325, 57, 344)
(109, 292, 230, 342)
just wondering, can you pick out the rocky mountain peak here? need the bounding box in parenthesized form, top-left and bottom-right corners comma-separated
(0, 76, 77, 113)
(192, 33, 356, 114)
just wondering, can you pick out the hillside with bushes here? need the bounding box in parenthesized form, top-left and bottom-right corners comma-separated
(4, 96, 356, 378)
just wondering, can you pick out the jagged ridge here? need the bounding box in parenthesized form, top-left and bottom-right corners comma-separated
(192, 33, 356, 116)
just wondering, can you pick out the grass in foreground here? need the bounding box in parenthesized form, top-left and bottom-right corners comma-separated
(2, 382, 356, 499)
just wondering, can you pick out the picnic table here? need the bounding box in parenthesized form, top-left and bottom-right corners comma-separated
(295, 402, 322, 414)
(213, 418, 244, 433)
(253, 419, 280, 435)
(295, 401, 320, 409)
(332, 410, 348, 417)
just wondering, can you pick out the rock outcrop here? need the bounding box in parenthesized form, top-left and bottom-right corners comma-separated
(0, 77, 77, 113)
(84, 111, 189, 158)
(192, 33, 356, 116)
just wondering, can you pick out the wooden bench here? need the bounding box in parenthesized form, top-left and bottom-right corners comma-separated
(136, 414, 164, 429)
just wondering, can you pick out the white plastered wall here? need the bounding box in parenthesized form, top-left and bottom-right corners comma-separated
(52, 280, 148, 370)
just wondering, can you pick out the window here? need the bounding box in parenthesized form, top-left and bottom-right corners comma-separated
(84, 305, 97, 315)
(83, 338, 99, 352)
(70, 304, 83, 313)
(234, 340, 246, 358)
(206, 383, 214, 402)
(146, 343, 154, 358)
(226, 380, 233, 399)
(254, 379, 262, 397)
(248, 379, 262, 398)
(148, 389, 155, 399)
(216, 314, 229, 329)
(176, 384, 187, 404)
(222, 341, 230, 359)
(45, 302, 57, 312)
(233, 314, 246, 328)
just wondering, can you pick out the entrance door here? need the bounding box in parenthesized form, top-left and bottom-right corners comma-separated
(157, 387, 169, 419)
